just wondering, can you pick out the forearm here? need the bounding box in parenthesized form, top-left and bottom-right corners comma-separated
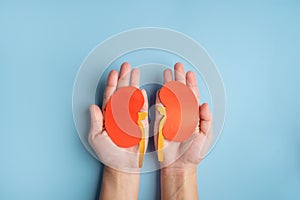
(161, 167, 198, 200)
(99, 166, 140, 200)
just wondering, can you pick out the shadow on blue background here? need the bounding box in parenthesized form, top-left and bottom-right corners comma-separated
(1, 0, 300, 199)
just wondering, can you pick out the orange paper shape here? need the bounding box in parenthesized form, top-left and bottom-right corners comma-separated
(159, 81, 199, 142)
(105, 86, 144, 148)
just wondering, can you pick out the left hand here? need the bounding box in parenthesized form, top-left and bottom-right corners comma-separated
(154, 63, 213, 172)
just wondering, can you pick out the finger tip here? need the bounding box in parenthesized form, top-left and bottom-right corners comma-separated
(121, 62, 131, 69)
(107, 70, 118, 85)
(122, 61, 130, 66)
(200, 103, 212, 120)
(186, 70, 196, 78)
(90, 104, 96, 109)
(163, 68, 173, 82)
(90, 104, 99, 112)
(109, 70, 118, 77)
(174, 62, 183, 67)
(199, 103, 208, 112)
(164, 68, 172, 75)
(202, 103, 210, 110)
(132, 68, 140, 75)
(186, 71, 197, 84)
(174, 62, 184, 71)
(89, 105, 101, 120)
(119, 62, 131, 80)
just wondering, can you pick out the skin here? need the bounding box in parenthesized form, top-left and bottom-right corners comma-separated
(154, 63, 213, 200)
(88, 62, 148, 200)
(88, 62, 213, 200)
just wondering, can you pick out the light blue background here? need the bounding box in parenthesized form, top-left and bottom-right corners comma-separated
(1, 0, 300, 199)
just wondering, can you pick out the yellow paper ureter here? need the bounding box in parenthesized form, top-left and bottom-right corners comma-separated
(157, 106, 166, 162)
(138, 112, 147, 168)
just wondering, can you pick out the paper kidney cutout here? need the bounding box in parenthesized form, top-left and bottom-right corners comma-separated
(158, 81, 199, 142)
(104, 86, 145, 148)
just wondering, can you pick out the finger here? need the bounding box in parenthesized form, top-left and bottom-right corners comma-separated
(140, 89, 148, 112)
(163, 68, 173, 83)
(102, 70, 118, 109)
(117, 62, 131, 89)
(89, 104, 104, 140)
(199, 126, 214, 158)
(174, 62, 186, 84)
(199, 103, 212, 134)
(186, 71, 200, 103)
(130, 68, 140, 88)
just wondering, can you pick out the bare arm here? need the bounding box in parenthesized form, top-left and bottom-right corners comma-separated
(99, 166, 140, 200)
(156, 63, 213, 200)
(161, 167, 198, 200)
(88, 63, 148, 200)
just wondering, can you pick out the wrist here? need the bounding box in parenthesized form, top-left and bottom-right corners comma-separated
(160, 166, 198, 200)
(161, 165, 197, 177)
(104, 166, 140, 181)
(100, 166, 140, 200)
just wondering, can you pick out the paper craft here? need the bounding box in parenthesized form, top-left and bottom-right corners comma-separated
(157, 106, 166, 162)
(138, 112, 147, 167)
(157, 81, 199, 161)
(105, 86, 147, 167)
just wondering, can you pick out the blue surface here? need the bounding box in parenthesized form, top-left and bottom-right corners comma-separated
(1, 0, 300, 199)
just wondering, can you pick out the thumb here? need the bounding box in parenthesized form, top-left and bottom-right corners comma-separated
(89, 104, 103, 140)
(140, 89, 148, 112)
(199, 103, 212, 135)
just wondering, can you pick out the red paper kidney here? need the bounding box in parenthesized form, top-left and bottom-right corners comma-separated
(105, 86, 144, 148)
(159, 81, 199, 142)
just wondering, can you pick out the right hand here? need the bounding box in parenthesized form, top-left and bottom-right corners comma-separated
(88, 62, 148, 173)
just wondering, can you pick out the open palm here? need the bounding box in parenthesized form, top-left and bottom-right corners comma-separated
(154, 63, 213, 170)
(88, 62, 148, 173)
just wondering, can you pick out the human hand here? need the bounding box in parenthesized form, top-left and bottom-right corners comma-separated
(88, 62, 148, 173)
(154, 62, 213, 172)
